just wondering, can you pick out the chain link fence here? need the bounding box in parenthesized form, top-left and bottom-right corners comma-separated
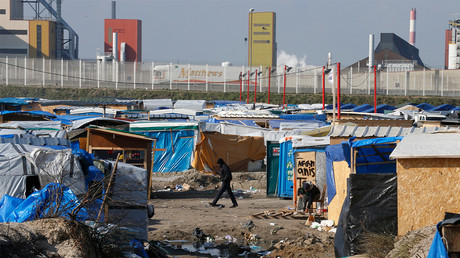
(0, 57, 459, 97)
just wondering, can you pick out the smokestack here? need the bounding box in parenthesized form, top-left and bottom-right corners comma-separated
(369, 34, 374, 68)
(409, 8, 416, 46)
(112, 1, 116, 19)
(112, 32, 118, 61)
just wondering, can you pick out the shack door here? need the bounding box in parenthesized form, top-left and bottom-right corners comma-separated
(266, 141, 280, 197)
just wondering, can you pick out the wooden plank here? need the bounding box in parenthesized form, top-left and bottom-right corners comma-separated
(148, 140, 157, 200)
(355, 161, 396, 166)
(442, 225, 460, 252)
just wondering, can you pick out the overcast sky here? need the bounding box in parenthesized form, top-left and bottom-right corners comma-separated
(61, 0, 459, 68)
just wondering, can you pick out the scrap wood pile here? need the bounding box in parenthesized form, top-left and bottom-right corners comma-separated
(251, 209, 323, 220)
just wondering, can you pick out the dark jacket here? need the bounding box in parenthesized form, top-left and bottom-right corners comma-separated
(298, 184, 320, 197)
(219, 163, 232, 182)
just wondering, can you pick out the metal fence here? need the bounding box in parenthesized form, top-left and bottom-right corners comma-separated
(0, 57, 459, 97)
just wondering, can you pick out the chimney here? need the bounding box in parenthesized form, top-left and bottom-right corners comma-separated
(409, 8, 416, 46)
(112, 1, 116, 19)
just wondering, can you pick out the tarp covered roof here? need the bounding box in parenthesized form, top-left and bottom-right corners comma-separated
(328, 125, 460, 138)
(390, 133, 460, 159)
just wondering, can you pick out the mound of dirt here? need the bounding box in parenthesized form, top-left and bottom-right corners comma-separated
(0, 218, 99, 257)
(385, 225, 436, 258)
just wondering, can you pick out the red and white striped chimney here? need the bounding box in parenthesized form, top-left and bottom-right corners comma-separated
(409, 8, 416, 46)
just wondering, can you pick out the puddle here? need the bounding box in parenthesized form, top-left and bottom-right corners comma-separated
(151, 240, 269, 257)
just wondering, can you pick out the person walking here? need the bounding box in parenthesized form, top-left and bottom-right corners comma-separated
(209, 158, 238, 208)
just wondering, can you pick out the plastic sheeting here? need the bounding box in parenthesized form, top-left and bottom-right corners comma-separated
(203, 122, 268, 137)
(193, 132, 266, 173)
(143, 99, 173, 110)
(348, 137, 401, 174)
(99, 160, 148, 241)
(0, 183, 85, 223)
(325, 143, 348, 203)
(427, 213, 460, 258)
(142, 130, 195, 172)
(174, 100, 206, 112)
(334, 173, 397, 257)
(0, 144, 86, 200)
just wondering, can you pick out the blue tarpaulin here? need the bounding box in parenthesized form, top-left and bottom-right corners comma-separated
(0, 183, 88, 223)
(428, 104, 455, 112)
(141, 130, 194, 172)
(325, 137, 401, 203)
(352, 104, 374, 112)
(416, 103, 434, 111)
(325, 144, 348, 203)
(279, 113, 327, 121)
(361, 104, 396, 113)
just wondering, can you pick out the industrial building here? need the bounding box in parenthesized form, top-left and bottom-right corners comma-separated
(0, 0, 78, 59)
(248, 11, 276, 68)
(345, 33, 427, 73)
(445, 16, 460, 69)
(104, 19, 142, 62)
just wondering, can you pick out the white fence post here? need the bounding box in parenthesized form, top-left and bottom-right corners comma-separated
(422, 68, 425, 96)
(295, 67, 299, 94)
(187, 64, 191, 91)
(43, 58, 45, 86)
(441, 69, 444, 97)
(115, 61, 119, 90)
(206, 64, 208, 92)
(151, 61, 155, 90)
(79, 59, 82, 88)
(169, 62, 172, 90)
(60, 59, 64, 87)
(24, 57, 27, 86)
(5, 57, 8, 85)
(223, 65, 227, 93)
(97, 61, 100, 88)
(134, 61, 137, 89)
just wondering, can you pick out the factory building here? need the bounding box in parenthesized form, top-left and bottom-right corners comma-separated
(248, 11, 276, 68)
(344, 33, 427, 73)
(104, 19, 142, 62)
(0, 0, 78, 59)
(445, 17, 460, 69)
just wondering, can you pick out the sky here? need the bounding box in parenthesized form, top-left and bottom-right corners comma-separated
(59, 0, 459, 68)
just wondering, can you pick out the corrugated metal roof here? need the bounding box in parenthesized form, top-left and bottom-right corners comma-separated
(328, 124, 460, 137)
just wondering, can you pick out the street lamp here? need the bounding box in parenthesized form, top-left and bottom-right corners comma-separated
(249, 8, 254, 75)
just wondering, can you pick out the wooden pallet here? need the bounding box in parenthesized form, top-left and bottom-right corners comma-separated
(251, 210, 310, 219)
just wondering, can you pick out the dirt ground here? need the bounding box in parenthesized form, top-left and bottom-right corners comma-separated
(148, 170, 336, 257)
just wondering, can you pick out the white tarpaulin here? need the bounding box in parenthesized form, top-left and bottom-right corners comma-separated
(143, 99, 173, 110)
(390, 133, 460, 159)
(0, 143, 85, 199)
(174, 100, 206, 112)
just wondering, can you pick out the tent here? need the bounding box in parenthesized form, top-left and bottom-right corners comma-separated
(192, 132, 266, 173)
(0, 143, 86, 200)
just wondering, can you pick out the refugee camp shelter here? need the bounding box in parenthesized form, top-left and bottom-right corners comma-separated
(0, 143, 86, 200)
(390, 133, 460, 236)
(193, 132, 266, 173)
(277, 136, 329, 199)
(83, 127, 154, 196)
(326, 137, 400, 224)
(130, 121, 200, 173)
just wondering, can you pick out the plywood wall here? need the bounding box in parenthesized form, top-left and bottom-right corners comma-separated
(327, 160, 351, 225)
(397, 158, 460, 236)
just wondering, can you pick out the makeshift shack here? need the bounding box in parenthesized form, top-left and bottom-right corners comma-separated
(130, 121, 200, 173)
(389, 133, 460, 236)
(83, 127, 153, 197)
(192, 132, 266, 173)
(331, 137, 401, 257)
(277, 136, 329, 199)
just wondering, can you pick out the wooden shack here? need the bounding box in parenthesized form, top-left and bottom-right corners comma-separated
(84, 127, 154, 198)
(390, 133, 460, 236)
